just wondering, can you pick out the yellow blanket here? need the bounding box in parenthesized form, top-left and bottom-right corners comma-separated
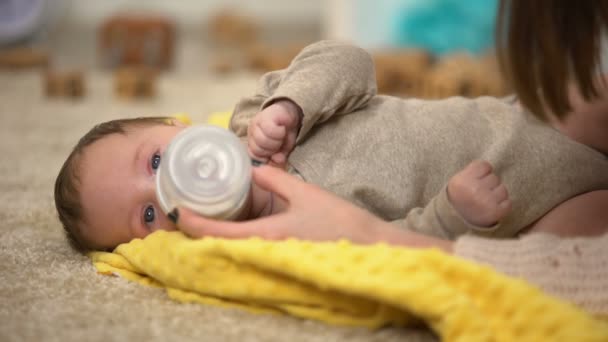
(90, 231, 608, 341)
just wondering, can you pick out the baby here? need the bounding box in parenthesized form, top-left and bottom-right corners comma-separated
(54, 115, 508, 253)
(54, 40, 608, 252)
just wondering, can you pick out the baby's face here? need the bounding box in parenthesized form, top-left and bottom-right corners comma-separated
(79, 124, 185, 249)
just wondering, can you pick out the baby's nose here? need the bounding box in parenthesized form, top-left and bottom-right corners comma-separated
(145, 176, 159, 201)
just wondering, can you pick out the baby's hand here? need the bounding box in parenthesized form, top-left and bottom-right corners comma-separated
(447, 160, 511, 227)
(248, 100, 302, 166)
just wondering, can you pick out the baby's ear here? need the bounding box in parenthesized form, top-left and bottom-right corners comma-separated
(166, 113, 192, 126)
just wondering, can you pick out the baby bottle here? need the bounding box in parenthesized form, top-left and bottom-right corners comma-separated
(156, 125, 252, 220)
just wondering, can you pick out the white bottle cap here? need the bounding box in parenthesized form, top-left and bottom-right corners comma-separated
(156, 125, 251, 220)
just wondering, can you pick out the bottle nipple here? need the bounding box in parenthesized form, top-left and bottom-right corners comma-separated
(197, 157, 218, 179)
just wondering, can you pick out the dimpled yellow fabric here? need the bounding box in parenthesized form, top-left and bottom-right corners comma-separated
(206, 111, 233, 128)
(89, 231, 608, 341)
(167, 111, 231, 128)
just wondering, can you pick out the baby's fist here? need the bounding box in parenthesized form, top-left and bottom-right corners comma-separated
(248, 100, 302, 166)
(447, 160, 511, 227)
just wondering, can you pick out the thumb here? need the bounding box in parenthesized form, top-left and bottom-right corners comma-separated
(251, 165, 299, 200)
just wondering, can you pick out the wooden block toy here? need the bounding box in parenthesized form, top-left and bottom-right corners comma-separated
(245, 43, 305, 72)
(0, 47, 49, 69)
(419, 69, 465, 99)
(419, 53, 475, 98)
(419, 53, 509, 99)
(98, 14, 175, 70)
(477, 53, 510, 97)
(244, 43, 268, 70)
(373, 49, 432, 96)
(44, 69, 85, 98)
(208, 10, 257, 46)
(114, 67, 157, 99)
(209, 54, 236, 74)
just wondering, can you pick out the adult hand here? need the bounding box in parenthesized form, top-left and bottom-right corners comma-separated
(247, 100, 301, 167)
(173, 166, 453, 252)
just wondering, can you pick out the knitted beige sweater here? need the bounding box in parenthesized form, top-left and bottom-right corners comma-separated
(230, 40, 608, 315)
(454, 233, 608, 316)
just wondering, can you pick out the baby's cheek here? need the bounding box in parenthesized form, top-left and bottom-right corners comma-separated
(157, 217, 178, 232)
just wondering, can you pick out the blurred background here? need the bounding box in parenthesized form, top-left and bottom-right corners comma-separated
(0, 0, 508, 101)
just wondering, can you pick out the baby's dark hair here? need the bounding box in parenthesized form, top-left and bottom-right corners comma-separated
(54, 116, 176, 254)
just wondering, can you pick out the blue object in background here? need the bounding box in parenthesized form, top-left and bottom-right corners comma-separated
(0, 0, 67, 46)
(0, 0, 46, 45)
(353, 0, 497, 56)
(394, 0, 498, 55)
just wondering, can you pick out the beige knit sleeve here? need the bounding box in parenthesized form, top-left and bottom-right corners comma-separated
(230, 40, 378, 142)
(391, 187, 501, 240)
(454, 232, 608, 316)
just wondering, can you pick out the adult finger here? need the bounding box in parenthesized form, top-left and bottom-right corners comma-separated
(250, 165, 302, 200)
(176, 207, 290, 240)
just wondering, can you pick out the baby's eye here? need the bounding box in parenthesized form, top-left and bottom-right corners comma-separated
(143, 205, 155, 227)
(150, 153, 161, 171)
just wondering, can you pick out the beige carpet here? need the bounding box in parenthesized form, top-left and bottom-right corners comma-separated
(0, 68, 437, 341)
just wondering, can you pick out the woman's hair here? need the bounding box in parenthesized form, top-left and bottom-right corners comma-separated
(496, 0, 608, 119)
(54, 116, 175, 254)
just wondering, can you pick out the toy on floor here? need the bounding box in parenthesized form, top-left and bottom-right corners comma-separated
(373, 49, 432, 96)
(209, 54, 236, 74)
(208, 10, 257, 47)
(245, 43, 305, 72)
(114, 66, 156, 99)
(372, 48, 509, 99)
(0, 47, 49, 69)
(209, 42, 305, 75)
(98, 14, 175, 70)
(206, 9, 309, 74)
(44, 69, 85, 98)
(420, 53, 508, 99)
